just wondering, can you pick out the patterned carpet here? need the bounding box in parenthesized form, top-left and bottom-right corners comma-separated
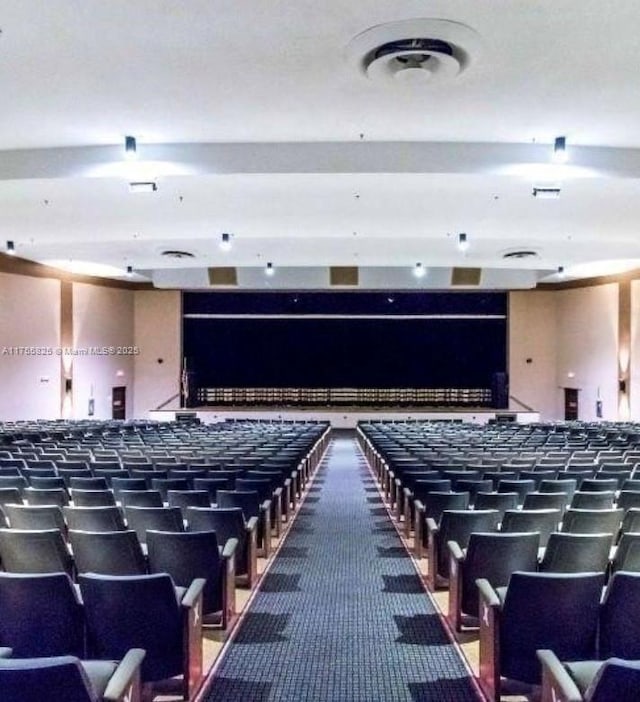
(203, 437, 481, 702)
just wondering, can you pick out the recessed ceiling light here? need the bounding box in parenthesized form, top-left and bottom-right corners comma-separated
(220, 233, 232, 252)
(6, 240, 15, 256)
(552, 136, 568, 164)
(124, 135, 137, 160)
(458, 232, 469, 252)
(129, 181, 157, 193)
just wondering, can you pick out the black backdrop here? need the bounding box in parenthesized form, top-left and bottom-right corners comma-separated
(182, 292, 507, 389)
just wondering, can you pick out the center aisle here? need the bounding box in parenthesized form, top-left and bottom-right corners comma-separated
(202, 437, 481, 702)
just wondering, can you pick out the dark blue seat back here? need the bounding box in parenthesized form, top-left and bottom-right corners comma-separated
(501, 571, 604, 684)
(0, 656, 96, 702)
(0, 573, 84, 657)
(80, 573, 183, 684)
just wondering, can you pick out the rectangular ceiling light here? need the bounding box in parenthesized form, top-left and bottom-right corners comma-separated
(129, 181, 158, 193)
(330, 266, 359, 286)
(451, 267, 482, 286)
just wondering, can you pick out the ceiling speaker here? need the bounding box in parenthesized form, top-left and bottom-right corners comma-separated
(208, 267, 238, 286)
(330, 267, 359, 286)
(451, 267, 481, 286)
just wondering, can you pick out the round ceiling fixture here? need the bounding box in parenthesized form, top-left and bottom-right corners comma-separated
(346, 19, 482, 86)
(160, 249, 195, 259)
(502, 249, 539, 260)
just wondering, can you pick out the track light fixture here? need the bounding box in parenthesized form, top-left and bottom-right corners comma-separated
(458, 232, 469, 252)
(220, 232, 232, 251)
(6, 240, 15, 256)
(124, 135, 137, 160)
(265, 261, 275, 276)
(552, 136, 568, 164)
(557, 265, 565, 276)
(126, 265, 133, 277)
(413, 262, 426, 278)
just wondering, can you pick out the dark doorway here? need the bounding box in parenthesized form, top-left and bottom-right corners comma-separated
(564, 388, 579, 421)
(112, 386, 126, 420)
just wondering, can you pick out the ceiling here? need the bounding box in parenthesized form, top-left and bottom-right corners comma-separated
(1, 0, 640, 289)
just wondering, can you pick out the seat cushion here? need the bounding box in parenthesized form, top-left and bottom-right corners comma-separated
(80, 660, 118, 698)
(565, 660, 603, 695)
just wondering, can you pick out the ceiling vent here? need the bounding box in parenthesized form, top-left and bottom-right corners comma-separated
(451, 267, 482, 286)
(347, 19, 481, 86)
(330, 266, 359, 286)
(160, 250, 195, 259)
(502, 250, 539, 260)
(208, 267, 238, 286)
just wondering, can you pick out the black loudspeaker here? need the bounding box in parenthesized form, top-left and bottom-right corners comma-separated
(491, 372, 509, 409)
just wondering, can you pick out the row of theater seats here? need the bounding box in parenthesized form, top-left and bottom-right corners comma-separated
(0, 419, 330, 702)
(359, 420, 640, 702)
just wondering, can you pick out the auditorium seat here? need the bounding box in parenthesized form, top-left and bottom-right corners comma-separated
(124, 506, 184, 544)
(570, 491, 616, 510)
(522, 491, 569, 511)
(539, 478, 578, 501)
(500, 509, 561, 548)
(69, 530, 146, 576)
(539, 650, 640, 702)
(80, 573, 204, 700)
(0, 529, 73, 577)
(4, 504, 66, 533)
(412, 491, 470, 554)
(71, 489, 116, 508)
(167, 490, 210, 518)
(64, 506, 126, 533)
(0, 649, 145, 702)
(474, 491, 519, 518)
(147, 529, 237, 628)
(447, 531, 539, 631)
(478, 571, 604, 701)
(599, 571, 640, 660)
(425, 509, 500, 590)
(216, 490, 271, 557)
(0, 573, 84, 657)
(561, 508, 623, 535)
(119, 490, 163, 509)
(186, 506, 258, 587)
(538, 533, 612, 573)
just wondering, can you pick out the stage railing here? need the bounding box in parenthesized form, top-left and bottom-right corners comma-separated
(194, 387, 493, 407)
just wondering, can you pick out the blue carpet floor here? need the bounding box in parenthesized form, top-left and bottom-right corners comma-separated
(203, 438, 481, 702)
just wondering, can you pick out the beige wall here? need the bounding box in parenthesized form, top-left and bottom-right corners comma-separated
(508, 291, 558, 421)
(72, 283, 135, 420)
(510, 284, 620, 421)
(133, 290, 181, 416)
(0, 272, 61, 420)
(555, 284, 618, 421)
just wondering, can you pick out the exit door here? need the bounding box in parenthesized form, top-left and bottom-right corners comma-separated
(564, 388, 579, 421)
(112, 386, 126, 420)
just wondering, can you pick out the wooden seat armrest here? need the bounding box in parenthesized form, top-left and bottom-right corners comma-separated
(477, 578, 502, 702)
(222, 537, 239, 560)
(181, 578, 205, 700)
(103, 648, 145, 702)
(425, 517, 439, 535)
(447, 540, 465, 562)
(246, 516, 259, 533)
(537, 650, 583, 702)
